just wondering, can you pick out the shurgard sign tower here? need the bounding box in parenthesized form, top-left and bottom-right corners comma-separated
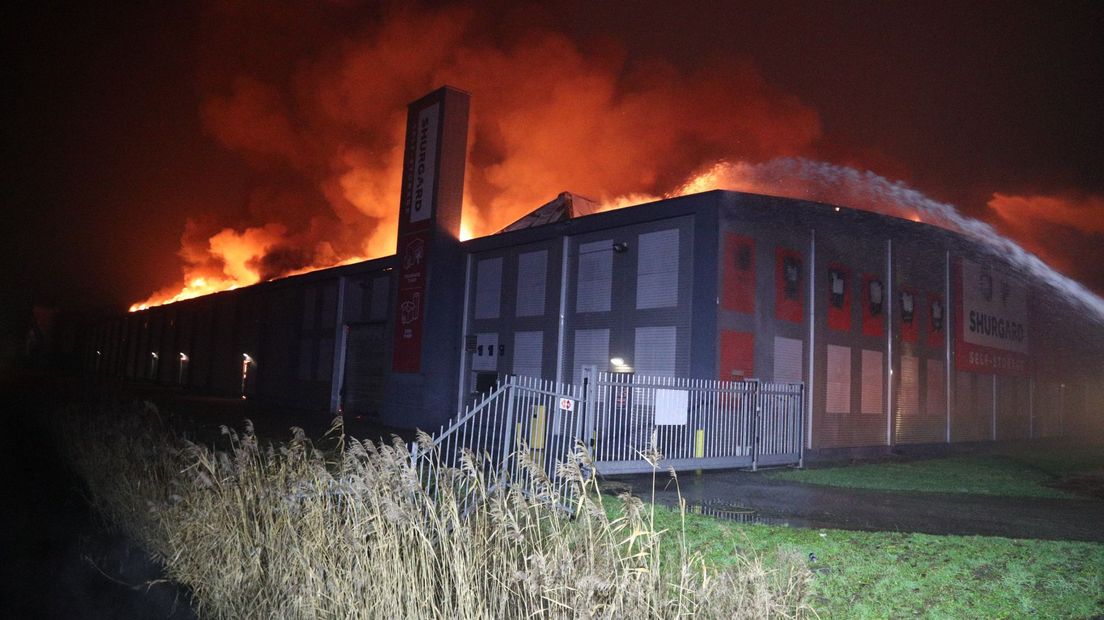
(386, 86, 470, 429)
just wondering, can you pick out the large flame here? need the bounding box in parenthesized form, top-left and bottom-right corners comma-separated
(128, 3, 1102, 314)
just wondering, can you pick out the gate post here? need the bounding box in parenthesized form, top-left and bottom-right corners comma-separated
(751, 381, 761, 471)
(581, 365, 597, 451)
(500, 376, 517, 478)
(798, 384, 806, 469)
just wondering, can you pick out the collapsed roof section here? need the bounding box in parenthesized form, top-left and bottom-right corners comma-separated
(497, 191, 601, 233)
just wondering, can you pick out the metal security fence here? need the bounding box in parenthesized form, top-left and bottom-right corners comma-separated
(584, 371, 804, 474)
(411, 371, 804, 502)
(411, 375, 586, 502)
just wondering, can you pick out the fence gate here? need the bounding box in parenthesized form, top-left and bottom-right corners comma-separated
(411, 375, 586, 501)
(584, 370, 804, 475)
(411, 372, 804, 501)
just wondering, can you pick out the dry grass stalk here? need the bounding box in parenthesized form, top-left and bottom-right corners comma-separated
(56, 401, 813, 619)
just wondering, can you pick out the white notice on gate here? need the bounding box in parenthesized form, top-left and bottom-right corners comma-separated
(654, 389, 688, 425)
(559, 398, 575, 412)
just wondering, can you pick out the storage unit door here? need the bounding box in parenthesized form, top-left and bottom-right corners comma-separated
(342, 324, 388, 418)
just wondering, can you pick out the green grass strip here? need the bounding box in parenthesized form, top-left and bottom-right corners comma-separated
(655, 506, 1104, 619)
(768, 455, 1089, 499)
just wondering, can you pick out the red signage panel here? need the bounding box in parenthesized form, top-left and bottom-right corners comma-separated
(927, 292, 945, 349)
(899, 285, 919, 344)
(722, 233, 755, 314)
(719, 330, 755, 381)
(861, 273, 885, 337)
(826, 262, 852, 332)
(774, 247, 803, 323)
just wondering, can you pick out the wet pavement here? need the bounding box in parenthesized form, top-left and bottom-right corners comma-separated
(606, 468, 1104, 542)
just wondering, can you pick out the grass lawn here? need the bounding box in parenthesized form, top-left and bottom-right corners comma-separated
(767, 447, 1104, 499)
(651, 505, 1104, 619)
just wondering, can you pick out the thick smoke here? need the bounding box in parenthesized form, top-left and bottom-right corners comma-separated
(133, 2, 821, 308)
(133, 1, 1103, 312)
(987, 192, 1104, 291)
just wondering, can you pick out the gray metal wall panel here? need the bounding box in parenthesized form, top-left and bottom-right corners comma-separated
(475, 257, 503, 319)
(515, 250, 547, 317)
(297, 338, 314, 381)
(895, 354, 938, 445)
(576, 240, 613, 313)
(302, 288, 317, 329)
(320, 282, 338, 328)
(318, 336, 334, 382)
(826, 344, 851, 414)
(572, 328, 609, 384)
(512, 330, 544, 378)
(996, 376, 1029, 440)
(926, 359, 946, 419)
(953, 371, 991, 441)
(636, 229, 679, 309)
(369, 276, 390, 321)
(773, 336, 804, 383)
(860, 349, 884, 415)
(342, 323, 387, 418)
(633, 326, 677, 376)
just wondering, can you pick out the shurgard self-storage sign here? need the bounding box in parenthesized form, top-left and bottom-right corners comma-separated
(954, 257, 1029, 375)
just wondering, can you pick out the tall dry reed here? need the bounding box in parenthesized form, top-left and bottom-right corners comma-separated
(57, 401, 812, 619)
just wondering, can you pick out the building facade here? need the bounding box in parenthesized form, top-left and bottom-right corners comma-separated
(83, 88, 1104, 452)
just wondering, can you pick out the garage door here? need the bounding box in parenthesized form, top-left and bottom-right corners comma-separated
(342, 323, 387, 418)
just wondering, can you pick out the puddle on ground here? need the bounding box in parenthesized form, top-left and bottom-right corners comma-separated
(684, 500, 819, 528)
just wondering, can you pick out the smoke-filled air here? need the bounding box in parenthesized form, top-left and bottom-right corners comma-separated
(129, 2, 1104, 321)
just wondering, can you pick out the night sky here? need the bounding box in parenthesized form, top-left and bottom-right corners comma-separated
(4, 1, 1103, 314)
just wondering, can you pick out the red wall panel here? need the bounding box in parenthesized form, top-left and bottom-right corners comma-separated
(826, 262, 852, 332)
(899, 285, 919, 344)
(722, 233, 756, 314)
(927, 292, 945, 348)
(861, 273, 885, 337)
(775, 247, 804, 323)
(719, 330, 755, 380)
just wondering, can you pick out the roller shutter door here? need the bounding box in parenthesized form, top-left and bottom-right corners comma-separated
(636, 229, 679, 309)
(516, 251, 548, 317)
(573, 328, 609, 384)
(826, 345, 851, 414)
(577, 241, 612, 313)
(512, 331, 544, 378)
(342, 324, 387, 418)
(773, 336, 803, 383)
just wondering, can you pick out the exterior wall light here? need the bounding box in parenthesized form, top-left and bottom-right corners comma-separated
(612, 242, 629, 253)
(869, 279, 884, 315)
(931, 300, 944, 330)
(901, 291, 915, 323)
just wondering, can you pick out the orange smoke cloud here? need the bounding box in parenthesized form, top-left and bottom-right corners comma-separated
(131, 3, 823, 311)
(987, 192, 1104, 277)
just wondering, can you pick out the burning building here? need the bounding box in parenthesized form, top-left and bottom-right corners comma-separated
(83, 86, 1104, 455)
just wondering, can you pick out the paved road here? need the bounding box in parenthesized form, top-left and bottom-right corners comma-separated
(608, 468, 1104, 542)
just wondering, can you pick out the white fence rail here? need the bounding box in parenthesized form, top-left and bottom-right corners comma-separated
(411, 372, 804, 501)
(585, 371, 804, 474)
(411, 375, 586, 503)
